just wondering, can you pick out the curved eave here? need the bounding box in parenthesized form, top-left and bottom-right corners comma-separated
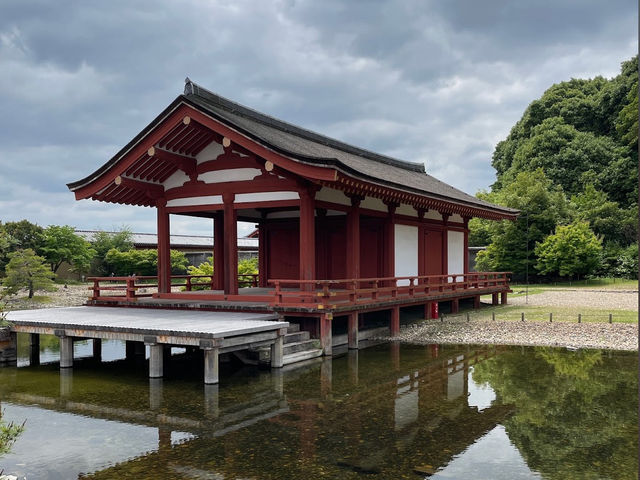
(68, 96, 519, 220)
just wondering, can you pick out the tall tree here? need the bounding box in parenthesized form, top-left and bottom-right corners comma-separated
(41, 225, 95, 273)
(2, 220, 45, 253)
(475, 170, 569, 278)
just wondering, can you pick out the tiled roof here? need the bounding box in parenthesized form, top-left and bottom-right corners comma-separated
(75, 230, 258, 249)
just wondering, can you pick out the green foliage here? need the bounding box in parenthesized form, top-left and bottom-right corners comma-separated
(41, 225, 96, 274)
(3, 249, 56, 298)
(0, 412, 24, 457)
(104, 249, 188, 276)
(535, 221, 602, 278)
(478, 55, 638, 279)
(187, 257, 213, 290)
(0, 226, 18, 276)
(474, 170, 569, 278)
(472, 348, 638, 480)
(1, 220, 45, 253)
(90, 228, 134, 275)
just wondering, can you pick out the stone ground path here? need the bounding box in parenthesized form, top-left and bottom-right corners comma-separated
(507, 288, 638, 311)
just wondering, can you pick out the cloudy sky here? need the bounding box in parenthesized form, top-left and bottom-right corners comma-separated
(0, 0, 636, 236)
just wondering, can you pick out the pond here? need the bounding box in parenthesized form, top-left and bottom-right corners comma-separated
(0, 336, 637, 479)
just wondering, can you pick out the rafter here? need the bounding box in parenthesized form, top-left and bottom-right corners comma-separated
(147, 146, 197, 181)
(114, 175, 164, 200)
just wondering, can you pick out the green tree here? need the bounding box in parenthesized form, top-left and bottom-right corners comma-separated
(187, 257, 213, 290)
(0, 226, 17, 276)
(2, 220, 45, 253)
(535, 221, 602, 278)
(41, 225, 96, 274)
(104, 249, 188, 276)
(474, 170, 569, 278)
(91, 228, 134, 275)
(3, 249, 56, 298)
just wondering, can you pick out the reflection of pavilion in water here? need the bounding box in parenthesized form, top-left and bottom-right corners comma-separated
(1, 344, 512, 478)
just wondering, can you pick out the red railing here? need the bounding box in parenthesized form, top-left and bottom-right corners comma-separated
(88, 272, 510, 308)
(268, 272, 511, 308)
(88, 273, 259, 301)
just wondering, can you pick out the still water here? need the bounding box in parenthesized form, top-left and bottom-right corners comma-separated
(0, 336, 636, 479)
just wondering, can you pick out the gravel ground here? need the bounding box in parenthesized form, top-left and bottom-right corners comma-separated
(389, 319, 638, 351)
(508, 289, 638, 310)
(3, 284, 89, 310)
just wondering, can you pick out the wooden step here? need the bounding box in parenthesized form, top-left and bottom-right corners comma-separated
(282, 348, 323, 366)
(284, 339, 319, 356)
(284, 331, 310, 344)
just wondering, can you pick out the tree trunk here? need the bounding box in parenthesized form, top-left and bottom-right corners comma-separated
(28, 280, 34, 299)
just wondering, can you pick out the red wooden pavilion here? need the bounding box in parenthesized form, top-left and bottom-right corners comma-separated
(68, 79, 517, 355)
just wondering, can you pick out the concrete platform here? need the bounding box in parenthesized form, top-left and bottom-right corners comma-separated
(7, 307, 289, 384)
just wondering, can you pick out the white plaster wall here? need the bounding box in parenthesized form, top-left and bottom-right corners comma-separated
(360, 196, 387, 212)
(163, 171, 190, 190)
(394, 224, 418, 285)
(396, 203, 417, 217)
(315, 187, 351, 206)
(450, 214, 464, 223)
(199, 168, 261, 184)
(235, 191, 299, 203)
(166, 195, 223, 207)
(447, 230, 464, 275)
(424, 210, 442, 220)
(195, 140, 224, 162)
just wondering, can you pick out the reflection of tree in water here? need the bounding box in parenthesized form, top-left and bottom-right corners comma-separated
(472, 347, 638, 480)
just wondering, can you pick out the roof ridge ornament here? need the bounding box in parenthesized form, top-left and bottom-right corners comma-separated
(184, 77, 194, 95)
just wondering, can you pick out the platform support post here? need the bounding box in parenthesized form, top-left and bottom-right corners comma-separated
(92, 338, 102, 361)
(501, 291, 508, 305)
(271, 329, 285, 368)
(451, 299, 459, 314)
(390, 306, 400, 335)
(148, 344, 163, 378)
(203, 347, 220, 385)
(348, 312, 359, 349)
(319, 313, 332, 356)
(474, 295, 481, 309)
(29, 333, 40, 366)
(491, 293, 499, 306)
(59, 335, 73, 368)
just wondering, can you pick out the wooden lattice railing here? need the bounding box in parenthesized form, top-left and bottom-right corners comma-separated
(87, 272, 510, 309)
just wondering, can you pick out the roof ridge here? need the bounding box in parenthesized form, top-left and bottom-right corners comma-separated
(183, 78, 426, 174)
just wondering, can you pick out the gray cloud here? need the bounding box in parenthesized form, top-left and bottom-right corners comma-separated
(0, 0, 635, 236)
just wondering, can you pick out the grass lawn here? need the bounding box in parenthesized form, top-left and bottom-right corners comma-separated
(449, 303, 637, 324)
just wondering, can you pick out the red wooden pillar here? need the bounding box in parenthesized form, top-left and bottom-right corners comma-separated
(425, 301, 433, 319)
(157, 201, 171, 294)
(319, 313, 332, 356)
(390, 306, 400, 335)
(213, 213, 224, 291)
(441, 213, 450, 275)
(383, 202, 397, 284)
(501, 291, 508, 305)
(258, 222, 267, 288)
(348, 312, 359, 349)
(299, 189, 316, 288)
(463, 217, 470, 273)
(492, 293, 499, 305)
(474, 295, 481, 309)
(346, 196, 362, 281)
(223, 193, 238, 295)
(417, 209, 426, 280)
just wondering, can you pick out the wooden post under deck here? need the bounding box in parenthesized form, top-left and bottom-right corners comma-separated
(390, 306, 400, 335)
(223, 193, 238, 295)
(319, 313, 332, 356)
(501, 291, 508, 305)
(213, 214, 224, 291)
(204, 347, 220, 384)
(157, 202, 171, 294)
(348, 312, 359, 349)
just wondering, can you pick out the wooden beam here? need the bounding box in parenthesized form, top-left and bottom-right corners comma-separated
(148, 146, 197, 180)
(114, 176, 164, 200)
